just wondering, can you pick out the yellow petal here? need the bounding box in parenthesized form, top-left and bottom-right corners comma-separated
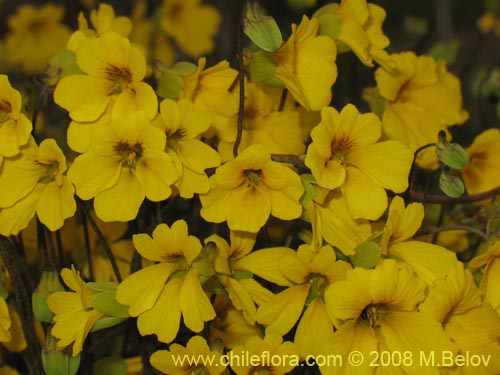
(348, 140, 412, 193)
(389, 241, 457, 284)
(179, 269, 216, 332)
(137, 278, 182, 343)
(93, 169, 145, 222)
(116, 263, 176, 317)
(36, 179, 76, 231)
(54, 75, 113, 122)
(257, 284, 309, 335)
(295, 298, 334, 358)
(68, 152, 121, 200)
(135, 153, 177, 202)
(342, 166, 388, 220)
(236, 247, 296, 286)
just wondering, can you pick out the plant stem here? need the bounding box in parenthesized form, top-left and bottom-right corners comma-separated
(0, 237, 43, 375)
(407, 185, 500, 204)
(233, 20, 245, 158)
(77, 199, 122, 282)
(415, 225, 488, 241)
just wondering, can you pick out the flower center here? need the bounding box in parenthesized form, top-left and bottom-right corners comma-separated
(113, 141, 144, 171)
(245, 169, 262, 186)
(166, 128, 186, 151)
(0, 99, 12, 122)
(105, 65, 133, 94)
(360, 304, 388, 328)
(330, 135, 354, 163)
(28, 19, 47, 33)
(37, 160, 60, 183)
(306, 273, 329, 303)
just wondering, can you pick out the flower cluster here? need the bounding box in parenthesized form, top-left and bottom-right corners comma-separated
(0, 1, 498, 375)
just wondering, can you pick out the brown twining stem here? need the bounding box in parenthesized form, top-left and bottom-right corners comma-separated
(77, 198, 122, 282)
(44, 226, 58, 268)
(271, 154, 306, 168)
(415, 225, 489, 241)
(233, 20, 246, 158)
(407, 143, 436, 192)
(31, 87, 48, 142)
(0, 237, 43, 375)
(81, 209, 94, 281)
(278, 89, 288, 111)
(407, 185, 500, 204)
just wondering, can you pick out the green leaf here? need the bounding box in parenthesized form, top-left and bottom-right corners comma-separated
(248, 51, 282, 88)
(169, 61, 198, 76)
(300, 174, 316, 205)
(156, 70, 184, 99)
(362, 87, 386, 118)
(428, 39, 460, 64)
(439, 170, 465, 198)
(244, 2, 283, 52)
(87, 282, 118, 292)
(436, 141, 468, 170)
(352, 241, 381, 269)
(0, 281, 7, 299)
(91, 291, 129, 317)
(202, 276, 227, 296)
(93, 356, 128, 375)
(91, 316, 128, 332)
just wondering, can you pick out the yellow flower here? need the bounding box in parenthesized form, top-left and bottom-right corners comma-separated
(179, 58, 238, 139)
(200, 144, 304, 233)
(116, 221, 216, 343)
(0, 75, 32, 160)
(154, 98, 220, 198)
(420, 262, 500, 374)
(217, 82, 305, 161)
(206, 231, 272, 324)
(462, 128, 500, 195)
(229, 333, 299, 375)
(129, 0, 176, 66)
(47, 266, 103, 356)
(314, 0, 394, 70)
(161, 0, 221, 58)
(273, 16, 337, 110)
(0, 138, 76, 234)
(0, 366, 20, 375)
(2, 304, 26, 353)
(0, 298, 10, 343)
(470, 241, 500, 316)
(477, 11, 500, 36)
(236, 243, 350, 358)
(68, 111, 178, 222)
(54, 32, 157, 122)
(151, 335, 226, 375)
(209, 297, 263, 349)
(5, 4, 71, 73)
(66, 3, 132, 52)
(321, 259, 456, 375)
(305, 104, 413, 220)
(368, 51, 468, 168)
(379, 196, 458, 284)
(313, 188, 372, 256)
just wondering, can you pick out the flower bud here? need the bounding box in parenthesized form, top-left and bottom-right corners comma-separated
(244, 2, 282, 52)
(436, 140, 468, 170)
(439, 169, 465, 198)
(42, 329, 80, 375)
(32, 268, 65, 323)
